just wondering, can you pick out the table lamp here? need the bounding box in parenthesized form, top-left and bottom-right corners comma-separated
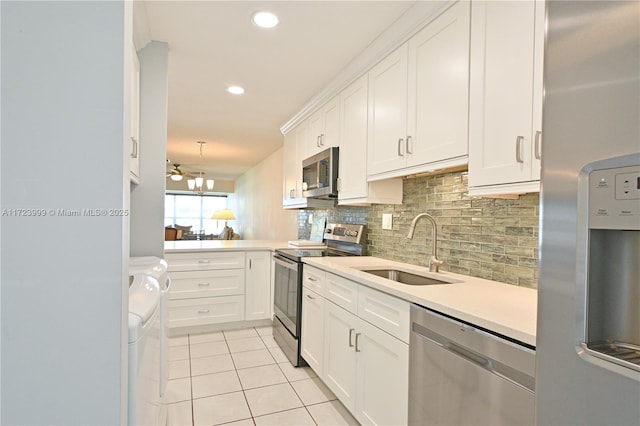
(211, 209, 236, 227)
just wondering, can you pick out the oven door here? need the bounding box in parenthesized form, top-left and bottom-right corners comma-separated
(272, 253, 301, 337)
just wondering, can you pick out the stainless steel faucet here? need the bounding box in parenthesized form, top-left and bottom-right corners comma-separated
(407, 213, 444, 273)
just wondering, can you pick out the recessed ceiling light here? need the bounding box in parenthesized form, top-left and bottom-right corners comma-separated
(227, 86, 245, 95)
(252, 11, 278, 29)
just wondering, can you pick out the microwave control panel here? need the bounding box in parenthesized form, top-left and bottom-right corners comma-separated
(589, 165, 640, 230)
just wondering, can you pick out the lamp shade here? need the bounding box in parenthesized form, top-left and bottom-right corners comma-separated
(211, 209, 236, 220)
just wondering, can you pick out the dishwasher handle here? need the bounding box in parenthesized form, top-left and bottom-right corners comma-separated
(411, 321, 535, 392)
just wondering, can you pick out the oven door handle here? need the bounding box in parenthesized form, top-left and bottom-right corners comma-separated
(273, 254, 298, 271)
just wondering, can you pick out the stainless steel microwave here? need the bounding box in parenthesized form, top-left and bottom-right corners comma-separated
(302, 147, 339, 199)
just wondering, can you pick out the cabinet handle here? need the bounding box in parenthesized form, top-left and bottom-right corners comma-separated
(197, 309, 210, 314)
(337, 178, 341, 192)
(349, 328, 355, 347)
(317, 135, 321, 148)
(197, 282, 210, 287)
(289, 188, 296, 198)
(397, 138, 405, 157)
(198, 259, 211, 264)
(130, 136, 138, 159)
(534, 131, 542, 160)
(307, 277, 317, 282)
(320, 134, 324, 146)
(515, 136, 525, 163)
(306, 294, 315, 300)
(406, 135, 413, 154)
(355, 332, 362, 352)
(249, 259, 252, 269)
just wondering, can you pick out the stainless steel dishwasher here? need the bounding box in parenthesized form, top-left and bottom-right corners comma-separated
(409, 304, 535, 425)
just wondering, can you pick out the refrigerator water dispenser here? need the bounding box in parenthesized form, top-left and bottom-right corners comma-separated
(584, 164, 640, 372)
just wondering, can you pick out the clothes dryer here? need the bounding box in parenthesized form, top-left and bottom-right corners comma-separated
(130, 256, 170, 403)
(128, 274, 161, 426)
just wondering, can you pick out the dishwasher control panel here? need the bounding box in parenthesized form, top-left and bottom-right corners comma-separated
(589, 165, 640, 230)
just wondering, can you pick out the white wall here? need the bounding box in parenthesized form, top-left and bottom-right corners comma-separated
(1, 2, 130, 424)
(228, 148, 297, 240)
(130, 41, 169, 257)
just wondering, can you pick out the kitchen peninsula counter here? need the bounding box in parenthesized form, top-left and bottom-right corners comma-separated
(164, 240, 291, 253)
(304, 256, 537, 347)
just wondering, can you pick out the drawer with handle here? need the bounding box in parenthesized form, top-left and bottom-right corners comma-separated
(168, 269, 245, 300)
(303, 265, 326, 295)
(166, 251, 245, 271)
(168, 295, 244, 327)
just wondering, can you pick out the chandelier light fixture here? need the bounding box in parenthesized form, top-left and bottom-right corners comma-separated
(186, 141, 214, 194)
(188, 172, 214, 195)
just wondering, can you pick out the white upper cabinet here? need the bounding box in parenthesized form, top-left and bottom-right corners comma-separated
(406, 1, 470, 169)
(368, 1, 471, 181)
(338, 75, 403, 205)
(468, 0, 544, 195)
(367, 45, 409, 177)
(129, 42, 140, 183)
(306, 96, 340, 159)
(282, 128, 301, 206)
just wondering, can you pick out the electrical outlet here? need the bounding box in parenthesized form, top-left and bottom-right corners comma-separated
(308, 213, 314, 224)
(382, 213, 393, 230)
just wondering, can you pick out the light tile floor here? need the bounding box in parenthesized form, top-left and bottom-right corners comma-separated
(166, 326, 359, 426)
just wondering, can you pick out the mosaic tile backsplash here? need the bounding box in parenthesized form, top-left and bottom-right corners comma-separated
(298, 171, 540, 288)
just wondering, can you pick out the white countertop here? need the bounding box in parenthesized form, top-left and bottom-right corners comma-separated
(164, 240, 291, 253)
(304, 256, 537, 347)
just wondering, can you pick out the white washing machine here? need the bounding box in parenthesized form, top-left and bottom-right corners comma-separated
(129, 274, 161, 426)
(129, 256, 170, 410)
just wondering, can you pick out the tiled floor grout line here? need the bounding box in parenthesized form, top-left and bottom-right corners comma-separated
(174, 327, 353, 426)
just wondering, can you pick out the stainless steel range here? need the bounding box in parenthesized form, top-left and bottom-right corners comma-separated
(272, 223, 366, 367)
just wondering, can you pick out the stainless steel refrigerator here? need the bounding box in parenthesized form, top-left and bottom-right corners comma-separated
(537, 1, 640, 425)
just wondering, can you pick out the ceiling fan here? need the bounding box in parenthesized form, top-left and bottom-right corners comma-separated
(166, 163, 193, 181)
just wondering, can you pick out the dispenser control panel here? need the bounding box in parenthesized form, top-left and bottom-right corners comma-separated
(589, 165, 640, 230)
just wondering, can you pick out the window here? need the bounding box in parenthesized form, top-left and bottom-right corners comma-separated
(164, 194, 227, 235)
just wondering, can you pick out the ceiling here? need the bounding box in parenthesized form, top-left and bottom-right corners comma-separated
(135, 1, 415, 181)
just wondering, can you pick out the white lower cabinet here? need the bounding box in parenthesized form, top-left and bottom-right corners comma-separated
(301, 287, 325, 376)
(245, 251, 272, 321)
(301, 267, 409, 425)
(166, 250, 273, 330)
(324, 301, 409, 426)
(323, 301, 359, 411)
(355, 318, 409, 425)
(168, 296, 244, 327)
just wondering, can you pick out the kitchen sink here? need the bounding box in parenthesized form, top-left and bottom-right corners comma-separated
(361, 269, 451, 286)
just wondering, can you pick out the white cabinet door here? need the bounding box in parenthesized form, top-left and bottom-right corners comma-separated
(282, 130, 300, 206)
(307, 96, 340, 159)
(406, 1, 470, 169)
(338, 75, 369, 201)
(245, 251, 272, 321)
(530, 0, 545, 181)
(129, 41, 140, 183)
(322, 97, 340, 152)
(301, 287, 325, 376)
(355, 318, 409, 426)
(367, 44, 408, 176)
(323, 301, 358, 412)
(469, 0, 542, 192)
